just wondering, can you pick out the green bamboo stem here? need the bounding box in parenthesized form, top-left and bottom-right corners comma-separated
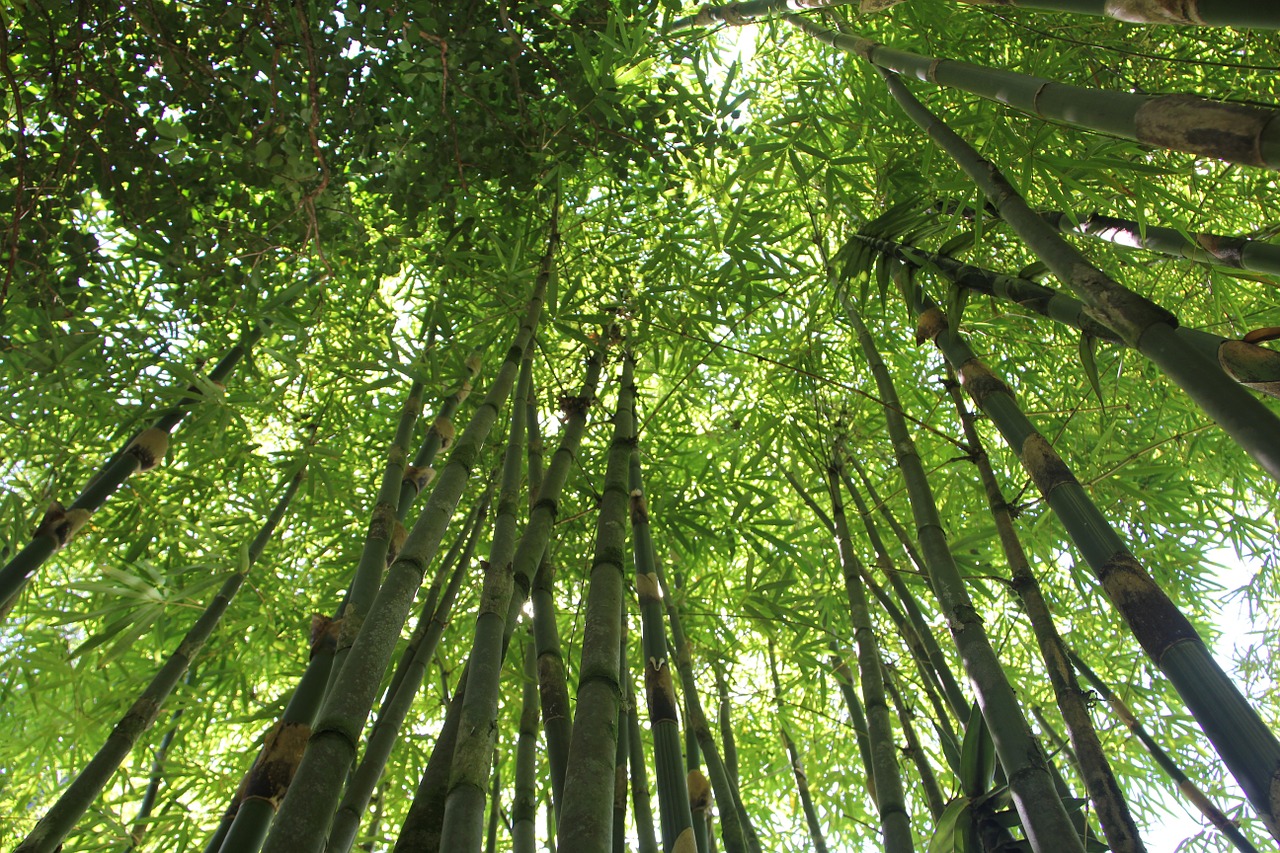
(827, 644, 878, 807)
(768, 640, 832, 853)
(826, 460, 915, 853)
(556, 354, 636, 850)
(844, 455, 927, 576)
(392, 666, 470, 853)
(657, 562, 761, 853)
(713, 661, 740, 790)
(398, 347, 484, 511)
(0, 303, 288, 609)
(938, 363, 1146, 853)
(845, 303, 1086, 853)
(957, 0, 1279, 28)
(513, 625, 540, 853)
(16, 460, 306, 853)
(787, 16, 1280, 171)
(916, 300, 1280, 840)
(859, 234, 1280, 400)
(670, 0, 852, 31)
(324, 491, 490, 853)
(670, 571, 710, 853)
(614, 623, 632, 853)
(261, 258, 548, 853)
(882, 666, 946, 820)
(326, 378, 426, 698)
(437, 353, 533, 851)
(1069, 651, 1264, 853)
(871, 67, 1280, 481)
(626, 669, 662, 853)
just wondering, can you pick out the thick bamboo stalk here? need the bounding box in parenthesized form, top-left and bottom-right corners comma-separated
(845, 303, 1086, 853)
(670, 0, 853, 30)
(882, 666, 946, 820)
(261, 258, 548, 853)
(787, 16, 1280, 171)
(915, 301, 1280, 840)
(869, 66, 1280, 481)
(513, 626, 540, 853)
(557, 354, 636, 849)
(958, 0, 1279, 27)
(0, 304, 287, 609)
(657, 562, 761, 853)
(437, 354, 533, 851)
(768, 640, 832, 853)
(1070, 651, 1264, 853)
(324, 492, 490, 853)
(16, 460, 306, 853)
(938, 363, 1146, 853)
(826, 461, 915, 853)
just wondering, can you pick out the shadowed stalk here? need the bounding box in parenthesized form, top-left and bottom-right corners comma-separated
(485, 751, 501, 853)
(937, 361, 1146, 853)
(882, 666, 946, 820)
(437, 353, 533, 851)
(844, 302, 1085, 853)
(713, 661, 739, 790)
(867, 66, 1280, 481)
(513, 625, 540, 853)
(915, 298, 1280, 840)
(828, 643, 878, 807)
(826, 458, 915, 853)
(767, 639, 831, 853)
(127, 683, 186, 850)
(324, 490, 492, 853)
(260, 249, 549, 853)
(614, 623, 631, 853)
(16, 458, 307, 853)
(657, 562, 761, 853)
(786, 16, 1280, 171)
(557, 353, 635, 849)
(392, 666, 470, 853)
(0, 282, 305, 610)
(1069, 651, 1264, 853)
(626, 666, 662, 853)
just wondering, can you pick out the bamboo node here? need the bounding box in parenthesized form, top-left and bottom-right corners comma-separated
(245, 721, 311, 806)
(465, 353, 483, 375)
(1103, 0, 1201, 25)
(388, 520, 409, 565)
(457, 379, 473, 402)
(958, 358, 1011, 406)
(915, 306, 948, 344)
(309, 613, 340, 657)
(1018, 433, 1075, 497)
(673, 828, 699, 853)
(1135, 94, 1267, 168)
(34, 502, 91, 549)
(1218, 339, 1280, 400)
(433, 416, 456, 448)
(629, 489, 649, 525)
(404, 464, 436, 492)
(127, 428, 171, 472)
(687, 769, 712, 812)
(635, 571, 661, 601)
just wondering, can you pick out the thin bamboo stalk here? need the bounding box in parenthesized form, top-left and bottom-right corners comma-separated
(513, 625, 540, 853)
(556, 353, 636, 849)
(671, 0, 852, 30)
(1069, 651, 1264, 853)
(768, 640, 832, 853)
(869, 66, 1280, 481)
(826, 460, 915, 853)
(882, 666, 946, 820)
(844, 303, 1085, 853)
(827, 644, 878, 807)
(713, 662, 740, 791)
(392, 666, 470, 853)
(261, 252, 549, 853)
(324, 490, 491, 853)
(916, 300, 1280, 839)
(786, 16, 1280, 171)
(0, 294, 296, 609)
(627, 668, 662, 853)
(938, 362, 1146, 853)
(437, 354, 533, 851)
(16, 459, 306, 853)
(657, 562, 761, 853)
(485, 751, 501, 853)
(127, 687, 185, 849)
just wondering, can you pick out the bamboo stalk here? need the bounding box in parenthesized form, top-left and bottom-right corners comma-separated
(866, 65, 1280, 481)
(392, 667, 470, 853)
(513, 626, 540, 853)
(882, 666, 946, 820)
(627, 667, 662, 853)
(826, 459, 915, 853)
(713, 661, 740, 790)
(657, 562, 762, 853)
(958, 0, 1279, 28)
(938, 361, 1146, 853)
(914, 299, 1280, 840)
(485, 751, 501, 853)
(615, 623, 632, 853)
(670, 0, 853, 30)
(127, 684, 186, 849)
(768, 639, 832, 853)
(844, 303, 1085, 853)
(261, 251, 549, 853)
(556, 353, 636, 849)
(16, 459, 306, 853)
(787, 16, 1280, 171)
(828, 644, 878, 807)
(437, 353, 533, 851)
(1070, 651, 1264, 853)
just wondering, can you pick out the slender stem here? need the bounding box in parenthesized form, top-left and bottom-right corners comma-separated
(768, 640, 831, 853)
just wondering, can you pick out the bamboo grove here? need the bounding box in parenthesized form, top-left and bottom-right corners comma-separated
(2, 0, 1279, 851)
